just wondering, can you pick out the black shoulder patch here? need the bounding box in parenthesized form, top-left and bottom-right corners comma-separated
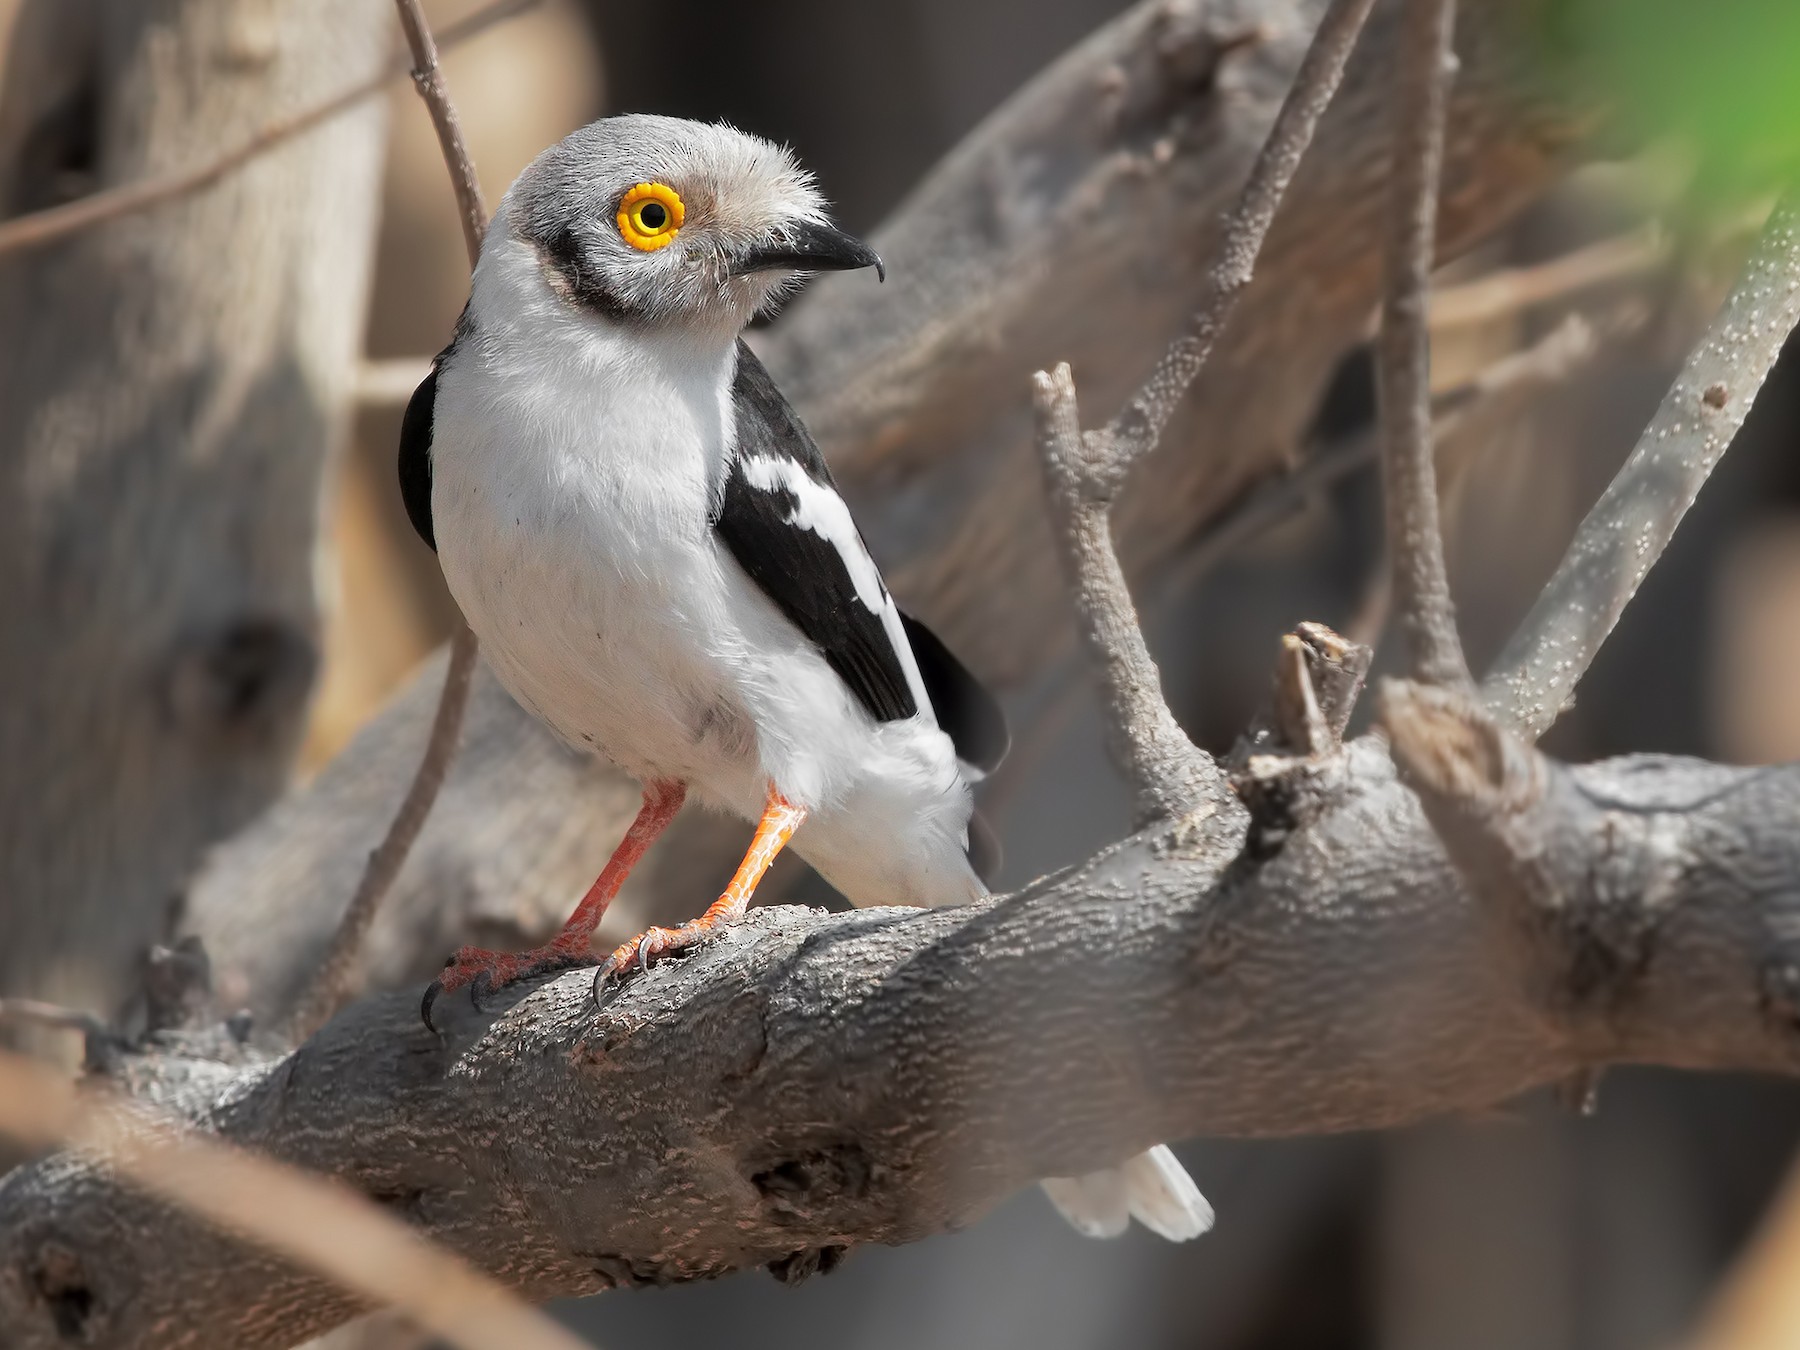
(729, 339, 832, 483)
(398, 363, 438, 552)
(899, 611, 1010, 774)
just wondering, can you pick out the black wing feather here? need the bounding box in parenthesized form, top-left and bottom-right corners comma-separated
(899, 611, 1010, 773)
(398, 363, 439, 552)
(715, 342, 919, 724)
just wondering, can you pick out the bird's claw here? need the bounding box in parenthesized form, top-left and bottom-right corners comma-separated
(420, 977, 448, 1036)
(588, 922, 717, 1010)
(590, 955, 625, 1009)
(419, 941, 592, 1034)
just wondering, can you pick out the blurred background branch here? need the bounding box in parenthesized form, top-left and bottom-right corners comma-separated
(283, 0, 490, 1048)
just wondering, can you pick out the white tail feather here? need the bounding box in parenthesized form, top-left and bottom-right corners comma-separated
(1039, 1168, 1130, 1239)
(1040, 1145, 1212, 1242)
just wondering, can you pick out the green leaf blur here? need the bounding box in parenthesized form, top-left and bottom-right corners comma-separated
(1543, 0, 1800, 187)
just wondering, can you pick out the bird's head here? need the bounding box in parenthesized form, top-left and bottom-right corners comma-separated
(494, 114, 882, 333)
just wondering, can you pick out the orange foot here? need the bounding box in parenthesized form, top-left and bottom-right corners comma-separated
(420, 780, 686, 1033)
(592, 788, 805, 1005)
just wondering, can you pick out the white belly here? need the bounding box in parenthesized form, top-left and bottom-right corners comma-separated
(431, 320, 762, 801)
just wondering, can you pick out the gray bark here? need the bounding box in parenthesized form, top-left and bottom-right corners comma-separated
(0, 0, 392, 1019)
(5, 727, 1799, 1347)
(183, 0, 1577, 1025)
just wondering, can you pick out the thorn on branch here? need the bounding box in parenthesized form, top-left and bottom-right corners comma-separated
(1229, 623, 1369, 859)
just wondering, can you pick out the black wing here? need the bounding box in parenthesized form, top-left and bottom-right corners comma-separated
(899, 611, 1009, 774)
(399, 309, 478, 554)
(715, 341, 918, 723)
(398, 362, 438, 552)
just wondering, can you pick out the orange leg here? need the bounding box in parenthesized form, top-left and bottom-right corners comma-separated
(422, 780, 686, 1029)
(593, 786, 805, 1001)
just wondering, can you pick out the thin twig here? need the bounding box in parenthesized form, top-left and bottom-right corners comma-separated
(284, 0, 491, 1044)
(0, 1050, 589, 1350)
(394, 0, 490, 257)
(1102, 0, 1380, 462)
(1160, 309, 1617, 621)
(1428, 225, 1665, 330)
(0, 0, 537, 259)
(1375, 0, 1471, 691)
(1482, 195, 1800, 738)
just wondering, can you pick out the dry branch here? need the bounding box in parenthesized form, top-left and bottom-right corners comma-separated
(0, 1051, 586, 1350)
(8, 727, 1800, 1347)
(1100, 0, 1379, 463)
(0, 0, 394, 1022)
(1482, 195, 1800, 738)
(1034, 365, 1223, 823)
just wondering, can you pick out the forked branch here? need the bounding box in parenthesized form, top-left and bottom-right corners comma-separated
(1033, 366, 1221, 826)
(1032, 0, 1381, 825)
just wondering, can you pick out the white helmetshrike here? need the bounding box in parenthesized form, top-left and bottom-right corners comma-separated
(400, 114, 1211, 1244)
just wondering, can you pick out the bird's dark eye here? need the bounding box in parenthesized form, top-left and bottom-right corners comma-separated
(618, 182, 684, 251)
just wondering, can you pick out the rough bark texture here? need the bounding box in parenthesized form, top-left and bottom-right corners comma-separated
(6, 731, 1800, 1348)
(183, 0, 1579, 1026)
(0, 0, 392, 1018)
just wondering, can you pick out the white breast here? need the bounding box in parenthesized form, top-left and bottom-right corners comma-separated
(432, 225, 747, 783)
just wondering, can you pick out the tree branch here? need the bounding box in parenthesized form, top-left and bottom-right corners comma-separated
(1033, 365, 1222, 824)
(285, 1, 490, 1044)
(0, 0, 537, 259)
(1482, 195, 1800, 738)
(9, 721, 1800, 1346)
(1376, 0, 1471, 690)
(0, 1052, 586, 1350)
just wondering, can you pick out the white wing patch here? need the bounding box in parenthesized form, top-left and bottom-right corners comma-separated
(739, 456, 887, 612)
(737, 454, 932, 723)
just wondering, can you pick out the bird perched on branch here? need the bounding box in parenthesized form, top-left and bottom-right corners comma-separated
(399, 114, 1210, 1243)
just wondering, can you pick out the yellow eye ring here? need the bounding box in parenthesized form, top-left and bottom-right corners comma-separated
(617, 182, 684, 251)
